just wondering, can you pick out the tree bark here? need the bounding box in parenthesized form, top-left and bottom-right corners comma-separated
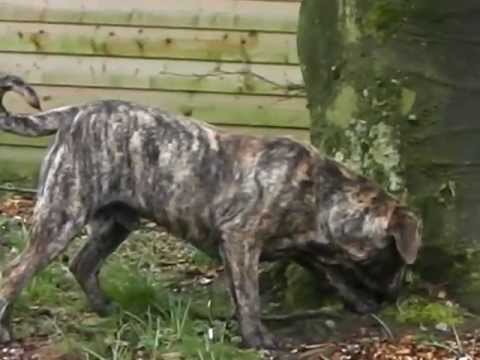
(297, 0, 480, 311)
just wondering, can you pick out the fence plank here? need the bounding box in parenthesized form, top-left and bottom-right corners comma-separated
(2, 86, 309, 130)
(0, 22, 299, 64)
(0, 53, 304, 96)
(0, 0, 300, 33)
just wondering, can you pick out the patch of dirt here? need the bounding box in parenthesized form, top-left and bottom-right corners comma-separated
(263, 309, 480, 359)
(0, 337, 80, 360)
(0, 196, 34, 225)
(290, 331, 480, 359)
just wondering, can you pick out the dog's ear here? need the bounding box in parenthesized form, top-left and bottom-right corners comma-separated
(388, 207, 422, 264)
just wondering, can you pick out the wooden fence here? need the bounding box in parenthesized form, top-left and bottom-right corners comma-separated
(0, 0, 308, 189)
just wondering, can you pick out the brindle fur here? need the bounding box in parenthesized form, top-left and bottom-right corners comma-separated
(0, 75, 422, 349)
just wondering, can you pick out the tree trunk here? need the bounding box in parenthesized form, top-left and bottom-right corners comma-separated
(297, 0, 480, 311)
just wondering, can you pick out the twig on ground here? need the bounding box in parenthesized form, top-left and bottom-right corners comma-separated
(262, 309, 342, 322)
(190, 308, 341, 323)
(297, 343, 334, 360)
(424, 341, 460, 356)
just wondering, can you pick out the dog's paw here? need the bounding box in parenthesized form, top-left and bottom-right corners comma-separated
(91, 300, 121, 317)
(242, 327, 281, 350)
(0, 325, 12, 344)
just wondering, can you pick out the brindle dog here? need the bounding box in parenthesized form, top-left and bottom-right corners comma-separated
(0, 74, 422, 349)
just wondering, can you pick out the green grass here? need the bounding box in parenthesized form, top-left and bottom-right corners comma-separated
(0, 215, 29, 254)
(383, 295, 465, 327)
(0, 215, 260, 360)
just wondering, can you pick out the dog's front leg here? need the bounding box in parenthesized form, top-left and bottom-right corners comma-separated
(322, 265, 380, 314)
(220, 234, 277, 350)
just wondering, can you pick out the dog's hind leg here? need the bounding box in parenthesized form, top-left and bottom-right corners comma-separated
(69, 216, 132, 316)
(0, 197, 86, 342)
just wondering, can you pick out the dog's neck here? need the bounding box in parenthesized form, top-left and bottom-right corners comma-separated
(312, 155, 353, 224)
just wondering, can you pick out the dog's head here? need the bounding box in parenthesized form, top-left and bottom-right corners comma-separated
(314, 160, 422, 307)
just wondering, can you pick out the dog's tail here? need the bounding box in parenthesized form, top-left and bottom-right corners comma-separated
(0, 74, 41, 112)
(0, 74, 76, 137)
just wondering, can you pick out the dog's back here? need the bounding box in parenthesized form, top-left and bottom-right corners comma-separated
(39, 100, 316, 248)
